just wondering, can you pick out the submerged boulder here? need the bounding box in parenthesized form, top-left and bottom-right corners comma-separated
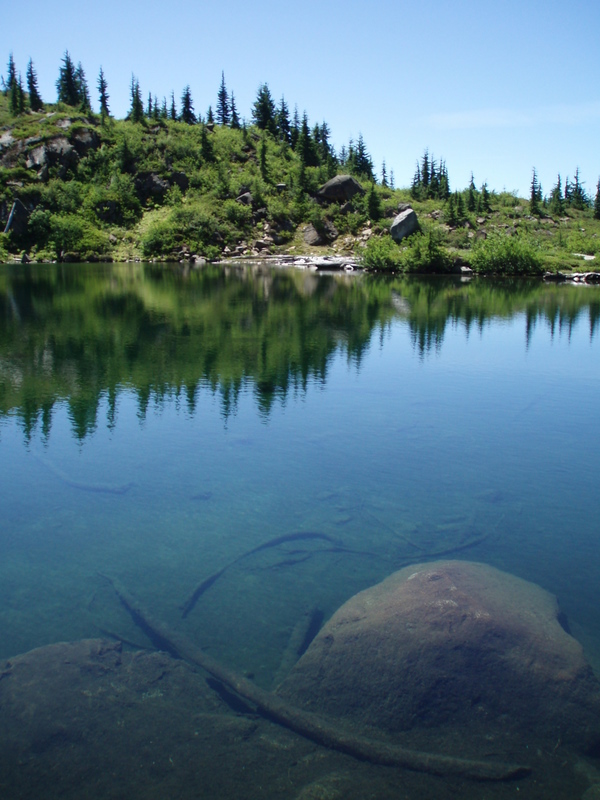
(278, 560, 600, 754)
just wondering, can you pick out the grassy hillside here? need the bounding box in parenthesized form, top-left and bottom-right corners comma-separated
(1, 93, 599, 274)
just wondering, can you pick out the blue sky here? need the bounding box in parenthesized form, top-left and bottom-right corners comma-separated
(2, 0, 599, 198)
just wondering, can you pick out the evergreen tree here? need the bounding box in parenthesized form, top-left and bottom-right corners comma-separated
(252, 83, 276, 132)
(216, 71, 230, 125)
(410, 161, 421, 199)
(56, 51, 79, 106)
(10, 72, 25, 115)
(564, 176, 572, 206)
(530, 168, 541, 215)
(570, 167, 587, 210)
(4, 52, 16, 94)
(170, 92, 177, 121)
(206, 105, 214, 125)
(179, 86, 196, 124)
(296, 112, 318, 166)
(390, 169, 395, 190)
(421, 149, 430, 191)
(354, 133, 374, 180)
(26, 59, 43, 111)
(466, 173, 477, 211)
(147, 93, 153, 118)
(445, 193, 457, 226)
(97, 66, 110, 119)
(153, 95, 160, 120)
(75, 62, 91, 111)
(381, 161, 388, 187)
(549, 174, 564, 216)
(230, 92, 240, 128)
(318, 121, 332, 162)
(160, 97, 168, 119)
(479, 182, 491, 213)
(338, 144, 348, 166)
(367, 183, 382, 220)
(129, 75, 144, 123)
(290, 105, 300, 150)
(276, 96, 291, 144)
(594, 179, 600, 221)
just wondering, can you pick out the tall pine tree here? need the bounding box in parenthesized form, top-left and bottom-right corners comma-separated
(10, 72, 25, 115)
(56, 51, 79, 106)
(549, 175, 564, 216)
(75, 62, 91, 111)
(180, 86, 196, 124)
(252, 83, 276, 133)
(216, 71, 230, 125)
(26, 59, 43, 111)
(97, 67, 110, 119)
(276, 96, 291, 144)
(529, 168, 541, 215)
(230, 92, 240, 128)
(4, 53, 16, 93)
(129, 75, 144, 122)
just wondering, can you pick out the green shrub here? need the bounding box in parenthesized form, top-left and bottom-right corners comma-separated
(399, 230, 453, 273)
(361, 236, 403, 270)
(0, 232, 9, 261)
(470, 233, 544, 274)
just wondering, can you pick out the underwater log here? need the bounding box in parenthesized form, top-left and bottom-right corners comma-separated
(105, 575, 530, 781)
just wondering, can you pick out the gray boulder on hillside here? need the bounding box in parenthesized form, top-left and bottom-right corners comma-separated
(390, 207, 419, 242)
(317, 175, 365, 202)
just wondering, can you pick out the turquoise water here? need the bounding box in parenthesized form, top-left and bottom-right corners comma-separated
(1, 262, 599, 692)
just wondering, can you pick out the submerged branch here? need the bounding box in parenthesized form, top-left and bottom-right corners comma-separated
(104, 574, 530, 782)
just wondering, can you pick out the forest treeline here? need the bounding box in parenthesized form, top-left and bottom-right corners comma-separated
(1, 51, 599, 273)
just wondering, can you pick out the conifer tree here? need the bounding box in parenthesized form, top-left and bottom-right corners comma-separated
(530, 169, 541, 215)
(479, 182, 491, 213)
(367, 183, 382, 220)
(297, 112, 318, 167)
(97, 67, 110, 119)
(594, 179, 600, 221)
(354, 134, 374, 180)
(160, 97, 168, 119)
(318, 121, 332, 162)
(180, 86, 196, 124)
(410, 161, 421, 199)
(421, 150, 430, 192)
(169, 92, 177, 121)
(570, 167, 587, 210)
(10, 72, 25, 115)
(466, 173, 477, 211)
(230, 92, 240, 128)
(4, 52, 16, 94)
(26, 59, 43, 111)
(216, 71, 230, 125)
(390, 169, 395, 190)
(206, 105, 214, 125)
(200, 124, 213, 161)
(129, 75, 144, 122)
(276, 96, 291, 144)
(147, 93, 153, 118)
(549, 175, 564, 216)
(153, 95, 160, 120)
(75, 62, 91, 111)
(252, 83, 276, 133)
(56, 51, 79, 106)
(381, 161, 388, 187)
(338, 144, 348, 166)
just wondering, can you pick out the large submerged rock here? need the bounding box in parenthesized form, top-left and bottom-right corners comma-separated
(278, 560, 600, 753)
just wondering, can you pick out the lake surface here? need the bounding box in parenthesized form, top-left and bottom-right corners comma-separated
(1, 262, 599, 798)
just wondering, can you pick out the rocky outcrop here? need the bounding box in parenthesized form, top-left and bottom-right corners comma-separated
(278, 560, 600, 755)
(317, 175, 365, 202)
(134, 172, 170, 201)
(303, 220, 339, 246)
(390, 207, 419, 242)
